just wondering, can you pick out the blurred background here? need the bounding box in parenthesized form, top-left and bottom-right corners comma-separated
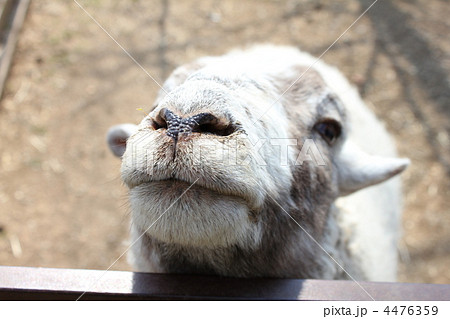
(0, 0, 448, 284)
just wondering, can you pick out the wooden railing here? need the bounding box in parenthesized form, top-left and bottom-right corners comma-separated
(0, 266, 449, 300)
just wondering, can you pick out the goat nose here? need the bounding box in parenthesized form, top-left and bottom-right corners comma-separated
(152, 108, 237, 139)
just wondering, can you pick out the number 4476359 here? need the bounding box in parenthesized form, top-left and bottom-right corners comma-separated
(384, 306, 438, 316)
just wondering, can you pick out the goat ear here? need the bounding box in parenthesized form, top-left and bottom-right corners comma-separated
(106, 124, 138, 158)
(337, 141, 410, 196)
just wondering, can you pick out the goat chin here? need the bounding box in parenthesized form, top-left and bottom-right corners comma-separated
(129, 181, 263, 249)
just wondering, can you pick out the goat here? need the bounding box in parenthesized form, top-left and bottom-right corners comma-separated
(107, 45, 409, 281)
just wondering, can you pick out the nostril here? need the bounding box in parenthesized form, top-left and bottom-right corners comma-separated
(151, 117, 167, 130)
(195, 122, 237, 136)
(191, 113, 237, 136)
(151, 108, 171, 130)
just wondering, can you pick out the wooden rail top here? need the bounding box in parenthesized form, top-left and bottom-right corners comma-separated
(0, 266, 449, 300)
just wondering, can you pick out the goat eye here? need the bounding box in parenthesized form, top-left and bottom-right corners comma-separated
(314, 120, 341, 145)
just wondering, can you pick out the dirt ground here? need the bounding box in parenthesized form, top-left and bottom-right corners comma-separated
(0, 0, 448, 284)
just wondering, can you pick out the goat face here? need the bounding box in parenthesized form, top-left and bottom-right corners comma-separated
(107, 47, 409, 253)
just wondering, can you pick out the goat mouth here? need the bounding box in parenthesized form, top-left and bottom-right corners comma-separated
(122, 164, 265, 210)
(128, 178, 197, 189)
(140, 178, 197, 189)
(131, 178, 256, 209)
(137, 178, 228, 195)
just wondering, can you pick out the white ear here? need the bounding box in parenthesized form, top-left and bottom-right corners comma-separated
(337, 141, 410, 196)
(106, 124, 138, 157)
